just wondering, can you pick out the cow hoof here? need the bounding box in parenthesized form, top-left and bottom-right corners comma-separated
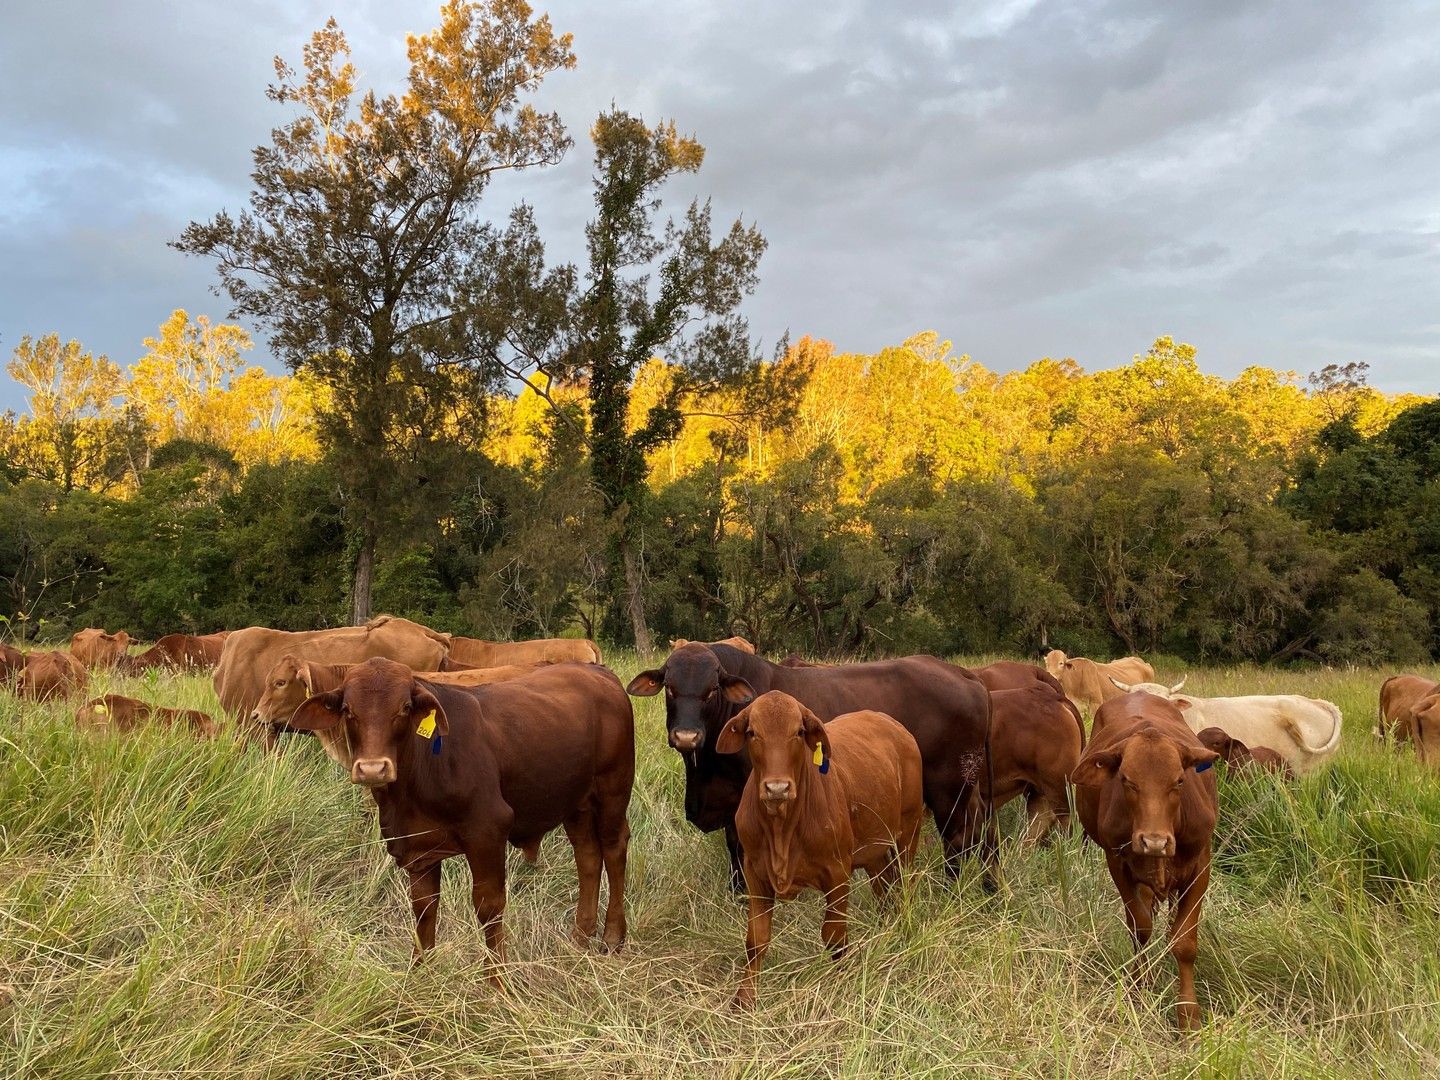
(731, 989, 756, 1010)
(1175, 1002, 1202, 1033)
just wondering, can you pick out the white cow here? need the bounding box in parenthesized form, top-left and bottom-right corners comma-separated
(1109, 677, 1343, 775)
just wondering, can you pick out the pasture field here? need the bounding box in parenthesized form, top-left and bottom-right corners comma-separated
(2, 655, 1439, 1078)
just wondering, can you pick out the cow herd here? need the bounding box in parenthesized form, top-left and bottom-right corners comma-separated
(2, 618, 1436, 1032)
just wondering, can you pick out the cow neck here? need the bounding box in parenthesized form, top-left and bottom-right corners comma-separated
(754, 750, 839, 895)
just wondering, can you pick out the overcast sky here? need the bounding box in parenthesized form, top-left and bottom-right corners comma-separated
(3, 0, 1438, 414)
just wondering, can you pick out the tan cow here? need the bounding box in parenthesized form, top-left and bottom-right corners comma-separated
(122, 632, 232, 673)
(670, 636, 756, 655)
(20, 651, 89, 701)
(447, 636, 602, 667)
(1377, 674, 1437, 744)
(70, 628, 131, 668)
(1043, 649, 1155, 712)
(213, 615, 451, 720)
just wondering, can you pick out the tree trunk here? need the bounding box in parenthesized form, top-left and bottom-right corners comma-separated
(350, 525, 376, 626)
(619, 535, 653, 655)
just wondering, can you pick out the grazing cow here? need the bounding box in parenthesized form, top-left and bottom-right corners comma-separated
(1043, 650, 1156, 712)
(671, 636, 757, 655)
(286, 659, 634, 975)
(250, 654, 550, 766)
(20, 651, 89, 701)
(988, 686, 1085, 841)
(1410, 690, 1440, 768)
(212, 616, 451, 721)
(122, 632, 231, 673)
(75, 694, 219, 738)
(1, 643, 22, 685)
(1194, 727, 1293, 778)
(1110, 678, 1342, 775)
(718, 692, 923, 1007)
(1074, 691, 1220, 1032)
(447, 636, 601, 667)
(70, 628, 131, 668)
(1377, 675, 1437, 744)
(626, 642, 993, 889)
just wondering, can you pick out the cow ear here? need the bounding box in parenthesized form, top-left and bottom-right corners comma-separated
(626, 669, 665, 696)
(719, 674, 755, 704)
(1182, 745, 1220, 772)
(716, 707, 751, 754)
(411, 684, 449, 736)
(801, 706, 831, 758)
(1071, 750, 1121, 787)
(297, 660, 317, 695)
(1173, 697, 1195, 711)
(290, 691, 344, 732)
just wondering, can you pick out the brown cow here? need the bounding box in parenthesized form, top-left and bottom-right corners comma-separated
(75, 694, 219, 738)
(1377, 674, 1437, 744)
(213, 617, 451, 720)
(123, 632, 231, 673)
(1195, 727, 1293, 778)
(1044, 650, 1155, 712)
(1410, 690, 1440, 768)
(1074, 691, 1220, 1032)
(447, 636, 601, 667)
(20, 651, 89, 701)
(250, 654, 550, 764)
(988, 686, 1084, 841)
(671, 636, 756, 655)
(716, 692, 923, 1008)
(286, 659, 634, 977)
(70, 628, 131, 668)
(0, 643, 22, 686)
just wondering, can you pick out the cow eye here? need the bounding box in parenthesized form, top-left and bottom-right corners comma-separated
(744, 729, 754, 740)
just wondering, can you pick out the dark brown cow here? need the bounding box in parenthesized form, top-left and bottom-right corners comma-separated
(287, 659, 634, 978)
(122, 632, 231, 673)
(20, 651, 89, 701)
(988, 686, 1084, 841)
(718, 692, 923, 1007)
(626, 643, 993, 890)
(1195, 727, 1293, 779)
(74, 694, 219, 738)
(1074, 691, 1220, 1032)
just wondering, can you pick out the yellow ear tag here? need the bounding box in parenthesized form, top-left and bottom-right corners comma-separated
(416, 710, 437, 739)
(95, 703, 108, 715)
(813, 743, 824, 766)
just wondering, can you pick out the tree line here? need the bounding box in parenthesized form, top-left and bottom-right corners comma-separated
(2, 1, 1436, 662)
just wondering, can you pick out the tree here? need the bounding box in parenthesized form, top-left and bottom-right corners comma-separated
(175, 0, 575, 622)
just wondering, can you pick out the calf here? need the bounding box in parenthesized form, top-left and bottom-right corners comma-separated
(287, 658, 634, 977)
(122, 632, 231, 673)
(1195, 727, 1293, 778)
(1377, 674, 1437, 745)
(988, 686, 1084, 841)
(717, 692, 923, 1008)
(74, 694, 219, 738)
(20, 651, 88, 701)
(1075, 692, 1220, 1032)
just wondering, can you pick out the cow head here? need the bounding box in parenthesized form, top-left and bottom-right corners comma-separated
(1195, 726, 1253, 768)
(626, 643, 755, 754)
(288, 658, 448, 788)
(251, 654, 317, 726)
(1073, 726, 1218, 857)
(715, 691, 828, 817)
(1042, 649, 1067, 676)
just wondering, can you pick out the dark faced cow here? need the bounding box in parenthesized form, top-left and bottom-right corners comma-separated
(626, 642, 994, 890)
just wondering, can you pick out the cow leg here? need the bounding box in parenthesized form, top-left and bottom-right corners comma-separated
(407, 862, 442, 961)
(938, 785, 1000, 892)
(821, 877, 850, 962)
(869, 844, 903, 904)
(464, 844, 508, 985)
(562, 810, 603, 948)
(724, 823, 746, 895)
(596, 809, 630, 952)
(1169, 863, 1210, 1032)
(1107, 856, 1156, 985)
(733, 885, 775, 1009)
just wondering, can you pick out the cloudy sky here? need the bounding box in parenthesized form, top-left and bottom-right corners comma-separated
(3, 0, 1438, 413)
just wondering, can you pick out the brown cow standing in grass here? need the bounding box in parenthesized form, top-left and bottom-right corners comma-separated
(1195, 727, 1293, 778)
(287, 659, 634, 977)
(987, 686, 1084, 841)
(1377, 674, 1437, 745)
(0, 644, 22, 686)
(1044, 650, 1155, 712)
(74, 695, 219, 738)
(70, 629, 131, 668)
(1410, 690, 1440, 768)
(446, 636, 601, 667)
(1074, 691, 1220, 1032)
(717, 692, 923, 1008)
(20, 652, 89, 701)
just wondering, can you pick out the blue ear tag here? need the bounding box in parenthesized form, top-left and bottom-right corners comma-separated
(432, 734, 443, 756)
(813, 743, 829, 774)
(1194, 760, 1212, 773)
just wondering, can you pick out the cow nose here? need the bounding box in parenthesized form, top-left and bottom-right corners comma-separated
(670, 729, 703, 752)
(351, 758, 396, 787)
(762, 779, 793, 801)
(1135, 832, 1173, 856)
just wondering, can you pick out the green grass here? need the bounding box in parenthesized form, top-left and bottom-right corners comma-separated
(2, 656, 1439, 1077)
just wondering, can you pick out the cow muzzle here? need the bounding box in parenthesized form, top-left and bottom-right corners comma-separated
(670, 729, 704, 753)
(760, 778, 794, 814)
(1134, 831, 1174, 857)
(351, 757, 397, 787)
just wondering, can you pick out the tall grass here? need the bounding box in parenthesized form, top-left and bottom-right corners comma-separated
(1, 656, 1437, 1077)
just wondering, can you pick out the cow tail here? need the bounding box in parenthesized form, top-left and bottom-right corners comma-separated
(1288, 701, 1344, 756)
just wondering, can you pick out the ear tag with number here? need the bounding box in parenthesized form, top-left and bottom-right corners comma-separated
(1194, 760, 1212, 773)
(813, 742, 829, 774)
(415, 710, 437, 739)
